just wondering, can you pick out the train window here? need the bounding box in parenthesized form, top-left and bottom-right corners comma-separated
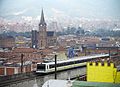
(57, 62, 71, 67)
(57, 63, 62, 67)
(62, 63, 65, 66)
(68, 62, 71, 65)
(37, 64, 45, 71)
(67, 62, 69, 65)
(75, 61, 78, 64)
(47, 65, 49, 69)
(59, 63, 65, 67)
(86, 59, 91, 62)
(70, 61, 74, 65)
(75, 60, 86, 64)
(56, 64, 59, 67)
(50, 64, 55, 68)
(65, 62, 68, 65)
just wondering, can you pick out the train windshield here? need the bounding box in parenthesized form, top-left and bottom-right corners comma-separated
(37, 64, 45, 71)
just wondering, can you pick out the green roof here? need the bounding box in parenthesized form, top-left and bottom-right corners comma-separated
(72, 81, 120, 87)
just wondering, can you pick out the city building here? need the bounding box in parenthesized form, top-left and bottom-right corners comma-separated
(0, 65, 33, 76)
(0, 35, 15, 49)
(0, 47, 44, 76)
(31, 30, 38, 48)
(15, 36, 31, 48)
(32, 9, 57, 49)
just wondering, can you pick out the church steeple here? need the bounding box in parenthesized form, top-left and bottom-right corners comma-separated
(38, 8, 47, 49)
(39, 9, 46, 26)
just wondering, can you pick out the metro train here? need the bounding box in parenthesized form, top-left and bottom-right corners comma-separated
(36, 54, 109, 73)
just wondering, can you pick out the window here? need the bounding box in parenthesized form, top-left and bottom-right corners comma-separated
(50, 64, 55, 68)
(37, 64, 45, 71)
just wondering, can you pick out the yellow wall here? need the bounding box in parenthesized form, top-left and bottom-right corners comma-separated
(87, 62, 120, 83)
(115, 72, 120, 83)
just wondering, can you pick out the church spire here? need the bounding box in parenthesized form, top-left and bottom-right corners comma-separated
(39, 9, 46, 26)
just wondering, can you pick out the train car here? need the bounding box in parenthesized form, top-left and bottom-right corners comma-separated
(36, 54, 109, 73)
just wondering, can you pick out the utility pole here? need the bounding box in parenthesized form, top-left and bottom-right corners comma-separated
(85, 47, 87, 56)
(117, 47, 119, 57)
(108, 49, 111, 58)
(55, 54, 57, 79)
(21, 54, 24, 73)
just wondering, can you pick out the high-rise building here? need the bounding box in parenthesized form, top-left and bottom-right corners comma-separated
(31, 30, 38, 48)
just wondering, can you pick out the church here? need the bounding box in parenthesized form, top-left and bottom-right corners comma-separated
(32, 9, 57, 49)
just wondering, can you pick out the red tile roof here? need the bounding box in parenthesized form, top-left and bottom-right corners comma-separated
(12, 48, 38, 53)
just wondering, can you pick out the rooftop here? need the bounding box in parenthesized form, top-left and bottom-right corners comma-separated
(12, 47, 38, 53)
(42, 80, 120, 87)
(47, 31, 54, 37)
(73, 81, 120, 87)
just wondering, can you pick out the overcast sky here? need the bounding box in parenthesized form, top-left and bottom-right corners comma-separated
(0, 0, 120, 20)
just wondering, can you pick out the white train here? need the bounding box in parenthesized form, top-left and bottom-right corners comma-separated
(36, 54, 109, 73)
